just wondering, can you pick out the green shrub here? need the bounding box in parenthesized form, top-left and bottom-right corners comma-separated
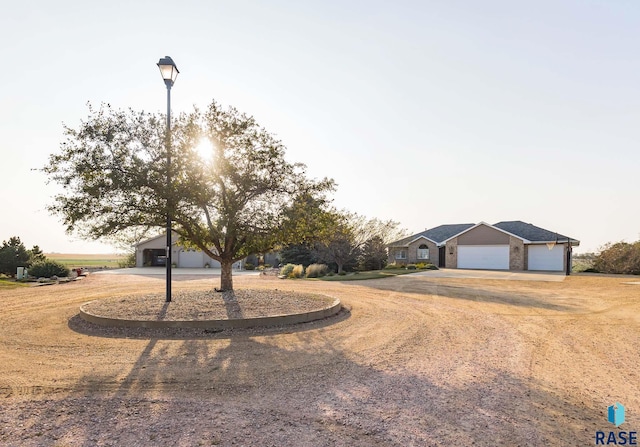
(118, 253, 136, 268)
(280, 263, 296, 277)
(338, 271, 347, 276)
(264, 264, 272, 269)
(416, 262, 438, 270)
(291, 264, 305, 278)
(245, 262, 255, 270)
(29, 260, 70, 278)
(407, 264, 417, 270)
(306, 263, 328, 278)
(384, 263, 403, 270)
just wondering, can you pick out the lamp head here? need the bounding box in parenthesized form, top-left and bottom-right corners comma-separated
(157, 56, 179, 87)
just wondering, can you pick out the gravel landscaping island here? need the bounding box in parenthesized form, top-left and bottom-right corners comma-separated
(82, 289, 336, 320)
(79, 288, 342, 330)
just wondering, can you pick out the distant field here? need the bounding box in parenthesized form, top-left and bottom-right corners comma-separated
(45, 253, 126, 269)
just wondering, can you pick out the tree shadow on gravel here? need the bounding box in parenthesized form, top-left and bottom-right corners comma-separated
(358, 277, 575, 312)
(221, 290, 243, 319)
(2, 325, 607, 447)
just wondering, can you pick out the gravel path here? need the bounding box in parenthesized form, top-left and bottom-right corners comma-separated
(0, 273, 638, 446)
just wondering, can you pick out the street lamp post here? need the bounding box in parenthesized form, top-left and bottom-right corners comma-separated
(157, 56, 179, 303)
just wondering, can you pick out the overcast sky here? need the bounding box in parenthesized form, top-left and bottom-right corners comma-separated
(1, 0, 638, 253)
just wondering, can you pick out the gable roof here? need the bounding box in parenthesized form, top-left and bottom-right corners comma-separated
(388, 223, 474, 247)
(440, 221, 530, 244)
(134, 231, 178, 248)
(388, 221, 580, 248)
(493, 221, 579, 245)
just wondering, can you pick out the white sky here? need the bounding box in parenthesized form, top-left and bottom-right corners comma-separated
(1, 0, 638, 254)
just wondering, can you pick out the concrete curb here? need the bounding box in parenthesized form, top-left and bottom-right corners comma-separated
(79, 297, 342, 329)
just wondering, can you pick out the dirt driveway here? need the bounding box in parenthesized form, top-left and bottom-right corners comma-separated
(0, 273, 638, 446)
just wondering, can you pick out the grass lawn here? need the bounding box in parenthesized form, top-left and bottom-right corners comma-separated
(316, 269, 421, 281)
(45, 253, 125, 269)
(0, 279, 29, 289)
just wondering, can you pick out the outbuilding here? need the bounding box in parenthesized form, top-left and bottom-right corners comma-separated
(134, 233, 224, 268)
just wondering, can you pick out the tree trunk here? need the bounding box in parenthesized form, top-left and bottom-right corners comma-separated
(220, 259, 234, 291)
(337, 261, 344, 274)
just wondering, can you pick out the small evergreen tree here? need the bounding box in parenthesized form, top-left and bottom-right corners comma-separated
(279, 244, 317, 266)
(0, 237, 31, 276)
(28, 245, 47, 263)
(29, 260, 70, 278)
(360, 235, 388, 271)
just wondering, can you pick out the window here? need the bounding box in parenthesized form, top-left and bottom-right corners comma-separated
(417, 244, 429, 259)
(395, 249, 407, 260)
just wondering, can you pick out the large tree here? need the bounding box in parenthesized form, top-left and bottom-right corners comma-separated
(43, 101, 333, 291)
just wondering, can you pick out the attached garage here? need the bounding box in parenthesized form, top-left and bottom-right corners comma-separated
(458, 245, 510, 270)
(527, 244, 564, 271)
(179, 250, 204, 268)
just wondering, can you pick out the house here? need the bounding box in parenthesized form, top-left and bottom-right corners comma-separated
(387, 221, 579, 274)
(134, 233, 278, 268)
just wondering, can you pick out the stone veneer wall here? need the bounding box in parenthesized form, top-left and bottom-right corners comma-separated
(445, 238, 458, 268)
(509, 236, 525, 270)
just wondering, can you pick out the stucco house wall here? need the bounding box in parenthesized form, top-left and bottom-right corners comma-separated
(457, 225, 509, 245)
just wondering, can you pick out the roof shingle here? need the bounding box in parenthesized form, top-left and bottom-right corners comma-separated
(492, 221, 577, 243)
(388, 223, 475, 246)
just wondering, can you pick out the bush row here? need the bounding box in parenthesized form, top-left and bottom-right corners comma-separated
(29, 260, 70, 278)
(384, 263, 438, 270)
(244, 263, 273, 271)
(279, 263, 331, 278)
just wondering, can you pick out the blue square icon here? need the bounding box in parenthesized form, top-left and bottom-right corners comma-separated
(608, 403, 625, 427)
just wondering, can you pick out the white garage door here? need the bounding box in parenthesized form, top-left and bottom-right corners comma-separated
(179, 250, 204, 268)
(458, 245, 509, 270)
(528, 245, 564, 271)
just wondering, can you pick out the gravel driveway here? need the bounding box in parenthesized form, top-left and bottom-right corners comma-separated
(0, 273, 638, 446)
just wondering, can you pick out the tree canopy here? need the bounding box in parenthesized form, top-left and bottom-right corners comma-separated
(43, 100, 334, 290)
(314, 212, 405, 273)
(279, 209, 406, 274)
